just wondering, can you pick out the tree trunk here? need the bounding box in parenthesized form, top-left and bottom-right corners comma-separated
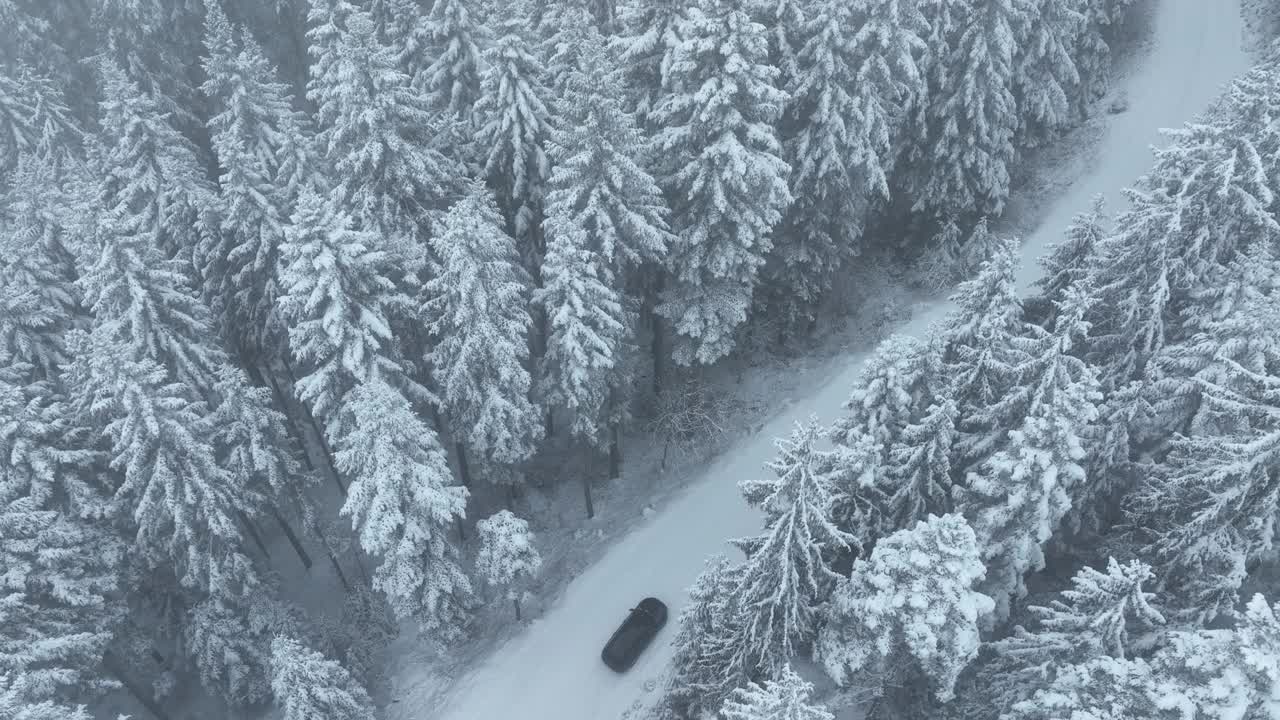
(513, 596, 522, 622)
(544, 408, 554, 440)
(309, 521, 352, 592)
(261, 361, 318, 474)
(270, 504, 313, 570)
(455, 442, 473, 487)
(456, 516, 467, 543)
(236, 509, 271, 560)
(608, 422, 621, 480)
(103, 649, 173, 720)
(506, 483, 517, 510)
(648, 277, 665, 397)
(281, 355, 346, 495)
(352, 548, 373, 587)
(582, 473, 595, 519)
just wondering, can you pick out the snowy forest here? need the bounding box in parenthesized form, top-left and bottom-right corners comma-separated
(3, 0, 1279, 719)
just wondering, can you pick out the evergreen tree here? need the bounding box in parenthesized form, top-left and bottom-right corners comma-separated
(1073, 0, 1130, 116)
(664, 555, 752, 719)
(415, 0, 486, 121)
(1013, 0, 1083, 146)
(651, 1, 792, 365)
(270, 635, 376, 720)
(64, 330, 260, 599)
(613, 0, 686, 123)
(720, 664, 833, 720)
(942, 234, 1035, 474)
(0, 154, 81, 379)
(1024, 194, 1107, 329)
(475, 510, 542, 619)
(424, 182, 542, 472)
(84, 61, 222, 391)
(1125, 360, 1280, 624)
(769, 0, 927, 323)
(956, 282, 1101, 624)
(732, 419, 852, 674)
(0, 66, 79, 173)
(907, 0, 1019, 219)
(1088, 121, 1278, 385)
(834, 333, 944, 464)
(306, 0, 457, 271)
(474, 23, 554, 247)
(885, 398, 959, 528)
(827, 430, 890, 556)
(539, 36, 673, 443)
(744, 0, 808, 88)
(0, 501, 121, 704)
(201, 0, 315, 360)
(1145, 242, 1280, 439)
(335, 379, 472, 636)
(816, 513, 992, 701)
(979, 557, 1165, 716)
(277, 188, 409, 425)
(0, 677, 105, 720)
(185, 593, 273, 706)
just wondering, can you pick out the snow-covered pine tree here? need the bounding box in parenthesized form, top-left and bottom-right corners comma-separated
(185, 592, 273, 706)
(1125, 360, 1280, 624)
(539, 35, 673, 446)
(732, 418, 853, 675)
(207, 364, 315, 536)
(978, 557, 1165, 716)
(816, 513, 992, 701)
(834, 333, 944, 463)
(1144, 241, 1280, 439)
(306, 0, 458, 273)
(663, 554, 752, 719)
(475, 510, 542, 619)
(335, 378, 472, 636)
(1073, 0, 1130, 117)
(413, 0, 485, 122)
(201, 0, 315, 361)
(827, 430, 890, 557)
(65, 329, 262, 600)
(1012, 0, 1083, 147)
(277, 187, 410, 426)
(474, 22, 554, 250)
(95, 0, 205, 131)
(743, 0, 808, 90)
(0, 364, 121, 704)
(613, 0, 685, 124)
(0, 677, 107, 720)
(885, 397, 959, 529)
(0, 155, 81, 380)
(719, 663, 833, 720)
(956, 281, 1101, 624)
(907, 0, 1019, 219)
(1222, 56, 1280, 196)
(942, 234, 1035, 475)
(0, 498, 122, 705)
(1088, 121, 1278, 385)
(651, 0, 792, 366)
(82, 60, 223, 392)
(0, 66, 79, 173)
(767, 0, 927, 325)
(270, 635, 376, 720)
(1023, 195, 1107, 329)
(424, 181, 542, 476)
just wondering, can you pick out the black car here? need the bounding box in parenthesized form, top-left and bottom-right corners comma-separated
(601, 597, 668, 672)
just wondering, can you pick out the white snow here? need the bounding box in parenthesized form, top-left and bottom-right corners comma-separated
(400, 2, 1249, 719)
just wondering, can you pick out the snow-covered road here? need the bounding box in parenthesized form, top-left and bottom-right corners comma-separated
(413, 2, 1249, 719)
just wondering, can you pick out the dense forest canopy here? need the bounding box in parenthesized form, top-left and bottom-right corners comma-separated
(4, 0, 1280, 719)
